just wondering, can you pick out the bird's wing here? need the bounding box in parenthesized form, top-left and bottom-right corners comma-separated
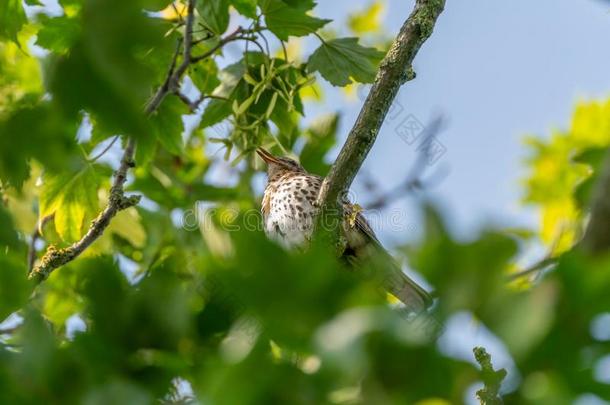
(349, 208, 433, 312)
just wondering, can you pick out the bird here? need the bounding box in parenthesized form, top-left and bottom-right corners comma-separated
(256, 147, 432, 313)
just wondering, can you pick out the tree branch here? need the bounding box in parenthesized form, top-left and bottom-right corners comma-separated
(580, 148, 610, 254)
(29, 0, 204, 281)
(29, 139, 139, 282)
(145, 0, 197, 115)
(315, 0, 446, 246)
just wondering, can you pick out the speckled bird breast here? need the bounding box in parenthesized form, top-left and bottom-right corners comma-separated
(261, 173, 322, 247)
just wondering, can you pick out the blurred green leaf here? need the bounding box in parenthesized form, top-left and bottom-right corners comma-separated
(40, 263, 84, 330)
(348, 1, 385, 34)
(48, 0, 167, 136)
(407, 205, 518, 319)
(189, 59, 221, 95)
(308, 37, 384, 86)
(0, 102, 79, 188)
(0, 0, 26, 45)
(0, 205, 19, 249)
(36, 16, 81, 53)
(201, 99, 232, 128)
(0, 252, 32, 320)
(83, 379, 153, 405)
(150, 97, 188, 154)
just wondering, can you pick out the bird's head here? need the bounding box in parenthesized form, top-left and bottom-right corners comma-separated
(256, 148, 305, 179)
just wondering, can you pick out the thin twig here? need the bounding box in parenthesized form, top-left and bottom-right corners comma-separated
(280, 39, 288, 61)
(191, 26, 246, 63)
(27, 214, 54, 273)
(178, 92, 229, 112)
(239, 36, 267, 57)
(145, 25, 186, 114)
(174, 90, 194, 109)
(257, 30, 271, 56)
(506, 257, 558, 282)
(315, 0, 446, 248)
(87, 135, 120, 162)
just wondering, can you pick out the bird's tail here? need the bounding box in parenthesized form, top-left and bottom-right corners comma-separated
(383, 260, 433, 313)
(343, 208, 433, 313)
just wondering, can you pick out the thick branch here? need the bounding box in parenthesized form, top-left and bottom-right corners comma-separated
(581, 148, 610, 254)
(315, 0, 445, 244)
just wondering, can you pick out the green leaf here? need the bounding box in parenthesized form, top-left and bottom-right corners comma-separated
(279, 0, 315, 8)
(197, 0, 230, 36)
(107, 207, 147, 248)
(135, 134, 158, 168)
(49, 44, 149, 137)
(0, 205, 19, 249)
(231, 0, 257, 18)
(150, 97, 188, 154)
(199, 61, 245, 128)
(260, 0, 330, 41)
(308, 37, 384, 86)
(36, 16, 81, 53)
(189, 59, 220, 94)
(40, 264, 83, 330)
(0, 0, 26, 45)
(0, 252, 32, 320)
(200, 99, 232, 128)
(39, 164, 101, 242)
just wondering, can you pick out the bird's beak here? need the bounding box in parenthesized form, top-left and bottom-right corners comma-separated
(256, 148, 281, 164)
